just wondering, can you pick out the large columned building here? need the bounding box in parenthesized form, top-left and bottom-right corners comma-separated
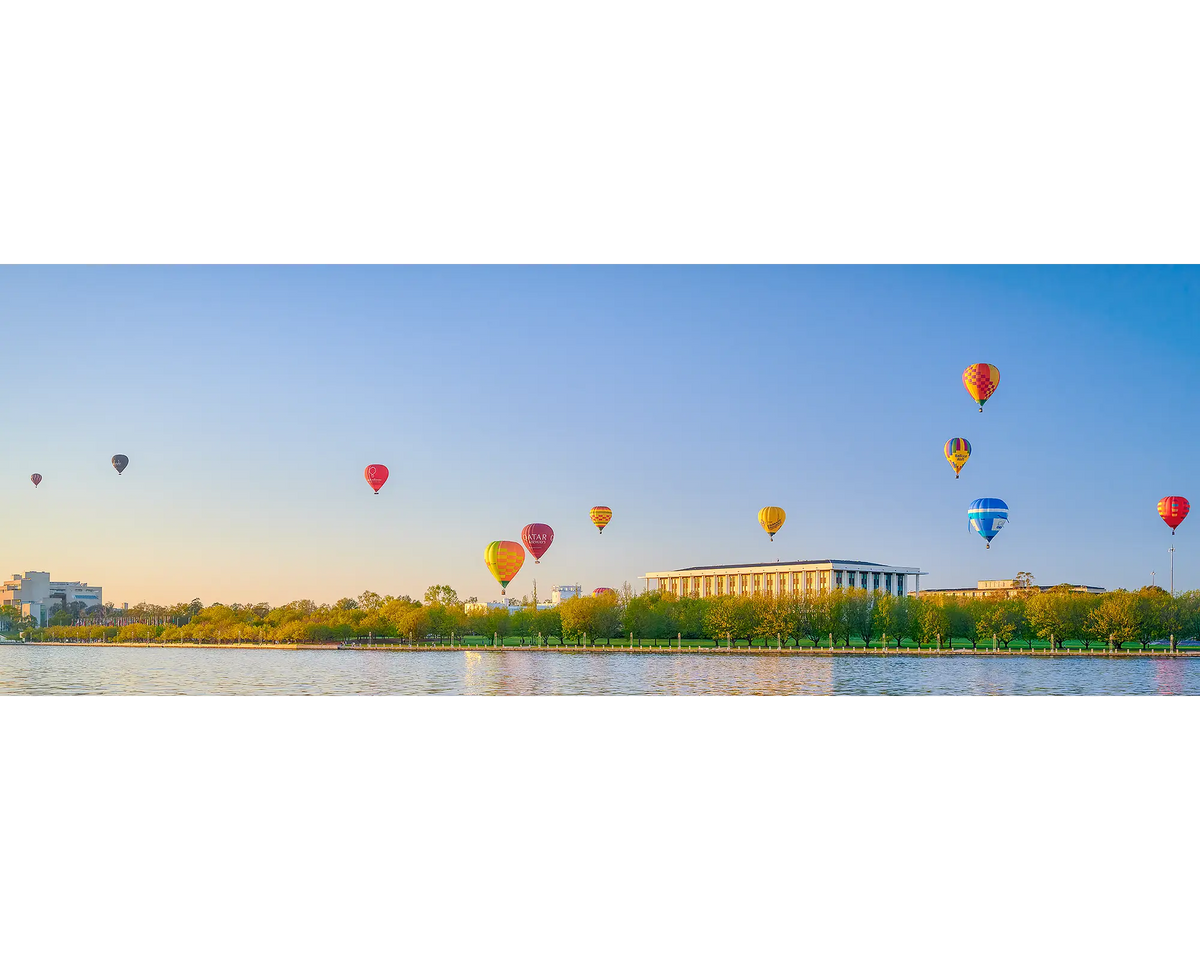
(643, 560, 924, 600)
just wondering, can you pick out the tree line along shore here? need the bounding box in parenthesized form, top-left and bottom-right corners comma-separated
(8, 583, 1200, 652)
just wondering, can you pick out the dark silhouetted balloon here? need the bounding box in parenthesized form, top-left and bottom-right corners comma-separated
(112, 455, 129, 475)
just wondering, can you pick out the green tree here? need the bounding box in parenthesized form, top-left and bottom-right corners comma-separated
(1088, 591, 1147, 648)
(918, 601, 950, 648)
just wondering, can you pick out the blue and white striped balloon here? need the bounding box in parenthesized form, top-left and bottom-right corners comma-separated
(968, 498, 1009, 548)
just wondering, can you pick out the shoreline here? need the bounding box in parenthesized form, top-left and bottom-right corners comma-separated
(11, 641, 1200, 658)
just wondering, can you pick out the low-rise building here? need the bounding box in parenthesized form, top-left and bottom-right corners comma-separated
(919, 579, 1105, 599)
(1, 571, 104, 625)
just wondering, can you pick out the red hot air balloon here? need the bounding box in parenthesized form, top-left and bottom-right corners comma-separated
(593, 587, 616, 597)
(521, 523, 554, 563)
(31, 473, 42, 488)
(1158, 496, 1190, 535)
(364, 464, 389, 494)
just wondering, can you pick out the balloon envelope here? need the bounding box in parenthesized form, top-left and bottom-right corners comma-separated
(111, 454, 129, 475)
(521, 523, 554, 563)
(962, 364, 1000, 411)
(1158, 496, 1190, 534)
(758, 506, 786, 540)
(30, 473, 41, 488)
(593, 587, 616, 597)
(590, 506, 612, 533)
(968, 498, 1009, 548)
(944, 438, 972, 478)
(484, 541, 525, 595)
(364, 464, 389, 494)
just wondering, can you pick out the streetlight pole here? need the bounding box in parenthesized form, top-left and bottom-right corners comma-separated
(1170, 546, 1175, 597)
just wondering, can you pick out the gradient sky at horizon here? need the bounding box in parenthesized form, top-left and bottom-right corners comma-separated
(2, 265, 1197, 606)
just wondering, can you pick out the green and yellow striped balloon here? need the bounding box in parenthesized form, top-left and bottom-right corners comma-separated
(484, 541, 525, 595)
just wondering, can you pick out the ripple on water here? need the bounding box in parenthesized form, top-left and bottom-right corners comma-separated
(0, 647, 1198, 695)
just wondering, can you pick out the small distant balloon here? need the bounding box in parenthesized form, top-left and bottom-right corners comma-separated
(968, 498, 1009, 548)
(944, 438, 972, 479)
(1158, 496, 1190, 535)
(593, 587, 616, 597)
(364, 464, 389, 494)
(590, 506, 612, 534)
(521, 523, 554, 563)
(962, 363, 1000, 412)
(758, 506, 786, 541)
(484, 540, 525, 596)
(31, 473, 42, 488)
(111, 454, 129, 475)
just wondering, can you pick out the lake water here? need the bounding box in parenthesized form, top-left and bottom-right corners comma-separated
(1, 646, 1198, 694)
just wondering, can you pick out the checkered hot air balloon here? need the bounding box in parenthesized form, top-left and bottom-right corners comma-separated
(944, 438, 971, 478)
(962, 363, 1000, 412)
(590, 506, 612, 534)
(758, 506, 786, 540)
(968, 498, 1008, 548)
(484, 540, 525, 595)
(1158, 496, 1190, 535)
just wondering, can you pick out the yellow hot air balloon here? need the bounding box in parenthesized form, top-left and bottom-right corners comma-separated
(590, 506, 613, 534)
(758, 506, 786, 541)
(484, 540, 525, 596)
(944, 438, 971, 479)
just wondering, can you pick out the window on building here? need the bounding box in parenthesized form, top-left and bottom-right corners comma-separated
(704, 576, 712, 596)
(896, 575, 905, 595)
(819, 572, 828, 592)
(805, 572, 814, 592)
(740, 575, 750, 594)
(873, 574, 880, 591)
(885, 573, 892, 593)
(835, 572, 843, 588)
(670, 578, 679, 595)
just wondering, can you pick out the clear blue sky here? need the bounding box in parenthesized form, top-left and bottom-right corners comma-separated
(2, 266, 1197, 605)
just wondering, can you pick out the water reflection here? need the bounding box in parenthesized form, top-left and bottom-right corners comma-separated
(0, 647, 1197, 695)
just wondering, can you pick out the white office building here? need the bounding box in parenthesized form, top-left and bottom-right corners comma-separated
(643, 560, 924, 599)
(1, 571, 103, 624)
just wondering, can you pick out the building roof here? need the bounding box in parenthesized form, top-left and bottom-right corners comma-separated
(659, 560, 908, 572)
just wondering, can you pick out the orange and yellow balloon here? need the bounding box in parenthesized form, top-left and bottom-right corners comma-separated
(963, 363, 1000, 412)
(590, 506, 612, 534)
(758, 506, 786, 541)
(944, 438, 971, 479)
(484, 540, 525, 596)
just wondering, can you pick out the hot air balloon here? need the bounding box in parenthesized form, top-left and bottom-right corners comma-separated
(758, 506, 786, 541)
(484, 541, 525, 596)
(593, 587, 616, 597)
(590, 506, 612, 534)
(30, 473, 42, 488)
(944, 438, 972, 479)
(1158, 496, 1190, 535)
(962, 363, 1000, 412)
(521, 523, 554, 563)
(112, 454, 129, 475)
(364, 464, 389, 494)
(968, 498, 1009, 548)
